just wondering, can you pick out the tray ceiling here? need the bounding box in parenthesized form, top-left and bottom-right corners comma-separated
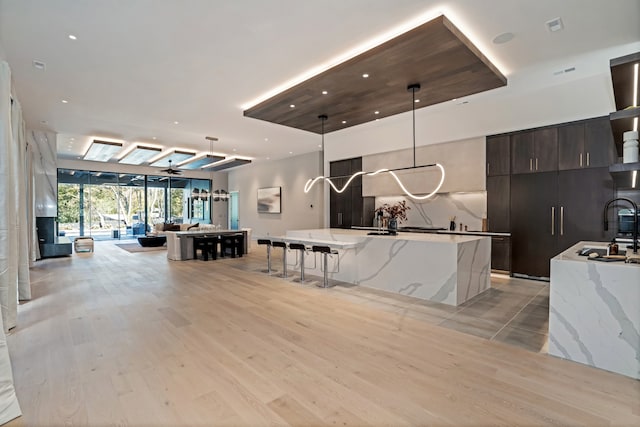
(244, 15, 507, 134)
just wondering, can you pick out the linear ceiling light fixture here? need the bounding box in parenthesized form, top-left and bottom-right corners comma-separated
(83, 139, 123, 162)
(179, 154, 226, 170)
(118, 145, 163, 165)
(150, 149, 196, 167)
(201, 156, 252, 171)
(304, 84, 445, 199)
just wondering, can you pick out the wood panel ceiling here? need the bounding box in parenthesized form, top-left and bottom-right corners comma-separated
(243, 15, 507, 134)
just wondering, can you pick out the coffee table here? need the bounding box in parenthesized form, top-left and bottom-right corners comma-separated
(137, 236, 167, 247)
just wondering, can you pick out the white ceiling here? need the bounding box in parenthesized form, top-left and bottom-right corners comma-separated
(1, 0, 639, 166)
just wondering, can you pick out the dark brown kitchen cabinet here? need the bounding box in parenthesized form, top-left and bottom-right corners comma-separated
(330, 157, 374, 228)
(558, 123, 585, 170)
(491, 237, 511, 272)
(558, 117, 617, 170)
(556, 167, 615, 252)
(486, 135, 510, 176)
(486, 175, 510, 232)
(511, 172, 558, 278)
(510, 167, 615, 279)
(511, 128, 558, 174)
(584, 117, 617, 168)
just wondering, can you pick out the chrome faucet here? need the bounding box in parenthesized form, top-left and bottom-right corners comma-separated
(603, 197, 638, 254)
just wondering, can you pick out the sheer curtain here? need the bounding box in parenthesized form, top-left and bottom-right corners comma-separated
(12, 98, 31, 301)
(0, 60, 23, 424)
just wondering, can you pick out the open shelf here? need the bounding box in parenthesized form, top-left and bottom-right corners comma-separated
(608, 51, 639, 159)
(609, 161, 640, 189)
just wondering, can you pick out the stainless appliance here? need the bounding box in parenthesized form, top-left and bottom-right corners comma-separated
(618, 209, 639, 235)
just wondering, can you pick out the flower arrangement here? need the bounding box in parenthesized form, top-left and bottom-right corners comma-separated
(375, 200, 411, 223)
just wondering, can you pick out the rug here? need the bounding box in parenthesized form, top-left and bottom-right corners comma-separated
(115, 243, 167, 253)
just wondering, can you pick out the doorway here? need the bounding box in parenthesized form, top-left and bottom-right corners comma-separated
(229, 191, 239, 230)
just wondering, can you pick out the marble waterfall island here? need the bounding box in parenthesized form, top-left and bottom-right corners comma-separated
(549, 241, 640, 379)
(284, 229, 491, 306)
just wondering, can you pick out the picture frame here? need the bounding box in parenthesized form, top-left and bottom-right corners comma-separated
(257, 186, 281, 213)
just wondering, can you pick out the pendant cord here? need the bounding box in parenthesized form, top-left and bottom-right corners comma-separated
(412, 86, 416, 168)
(318, 114, 328, 177)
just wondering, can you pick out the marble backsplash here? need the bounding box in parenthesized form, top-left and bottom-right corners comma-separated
(375, 192, 487, 231)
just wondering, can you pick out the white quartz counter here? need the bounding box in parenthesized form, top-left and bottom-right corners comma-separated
(549, 241, 640, 379)
(284, 228, 491, 306)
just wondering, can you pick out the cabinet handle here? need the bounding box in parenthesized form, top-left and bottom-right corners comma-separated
(535, 158, 539, 170)
(487, 163, 490, 176)
(338, 212, 342, 225)
(551, 207, 555, 236)
(580, 153, 583, 167)
(587, 152, 590, 166)
(560, 206, 564, 236)
(530, 158, 533, 171)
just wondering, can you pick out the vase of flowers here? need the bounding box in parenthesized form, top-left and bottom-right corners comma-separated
(375, 201, 410, 234)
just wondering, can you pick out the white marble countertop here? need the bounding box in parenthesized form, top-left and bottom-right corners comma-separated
(552, 241, 640, 268)
(351, 226, 510, 237)
(293, 228, 487, 244)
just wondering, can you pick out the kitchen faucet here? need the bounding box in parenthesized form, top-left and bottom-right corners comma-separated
(603, 197, 638, 254)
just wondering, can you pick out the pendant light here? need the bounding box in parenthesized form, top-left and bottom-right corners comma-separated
(304, 83, 445, 199)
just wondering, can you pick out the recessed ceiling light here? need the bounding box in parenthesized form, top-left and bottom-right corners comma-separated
(322, 90, 328, 95)
(232, 148, 237, 152)
(342, 120, 347, 124)
(289, 151, 293, 154)
(318, 144, 322, 148)
(32, 60, 46, 70)
(70, 138, 75, 141)
(266, 157, 270, 160)
(61, 99, 68, 103)
(362, 73, 369, 78)
(546, 17, 564, 32)
(289, 104, 295, 108)
(152, 136, 157, 140)
(173, 121, 179, 124)
(492, 32, 514, 44)
(264, 138, 269, 141)
(68, 34, 77, 40)
(415, 99, 420, 103)
(374, 111, 379, 115)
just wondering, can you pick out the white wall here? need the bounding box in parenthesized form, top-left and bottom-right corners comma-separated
(228, 151, 324, 238)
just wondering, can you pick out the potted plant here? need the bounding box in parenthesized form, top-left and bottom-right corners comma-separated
(375, 201, 410, 234)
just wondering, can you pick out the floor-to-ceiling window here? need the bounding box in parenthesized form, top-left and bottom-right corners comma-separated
(58, 169, 211, 240)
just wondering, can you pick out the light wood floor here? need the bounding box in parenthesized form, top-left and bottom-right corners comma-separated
(6, 242, 639, 426)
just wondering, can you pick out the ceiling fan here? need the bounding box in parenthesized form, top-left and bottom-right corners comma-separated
(160, 159, 182, 175)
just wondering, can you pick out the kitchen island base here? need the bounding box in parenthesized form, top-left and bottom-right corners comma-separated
(549, 241, 640, 379)
(285, 229, 491, 306)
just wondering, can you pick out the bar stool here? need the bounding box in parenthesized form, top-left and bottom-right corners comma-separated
(289, 242, 311, 283)
(271, 241, 289, 278)
(256, 239, 277, 274)
(193, 236, 218, 261)
(220, 233, 243, 258)
(312, 245, 339, 288)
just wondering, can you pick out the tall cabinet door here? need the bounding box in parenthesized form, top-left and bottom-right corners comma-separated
(511, 132, 535, 174)
(558, 123, 585, 170)
(486, 135, 510, 176)
(533, 128, 558, 172)
(486, 175, 510, 232)
(584, 117, 617, 168)
(511, 172, 558, 278)
(557, 167, 615, 252)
